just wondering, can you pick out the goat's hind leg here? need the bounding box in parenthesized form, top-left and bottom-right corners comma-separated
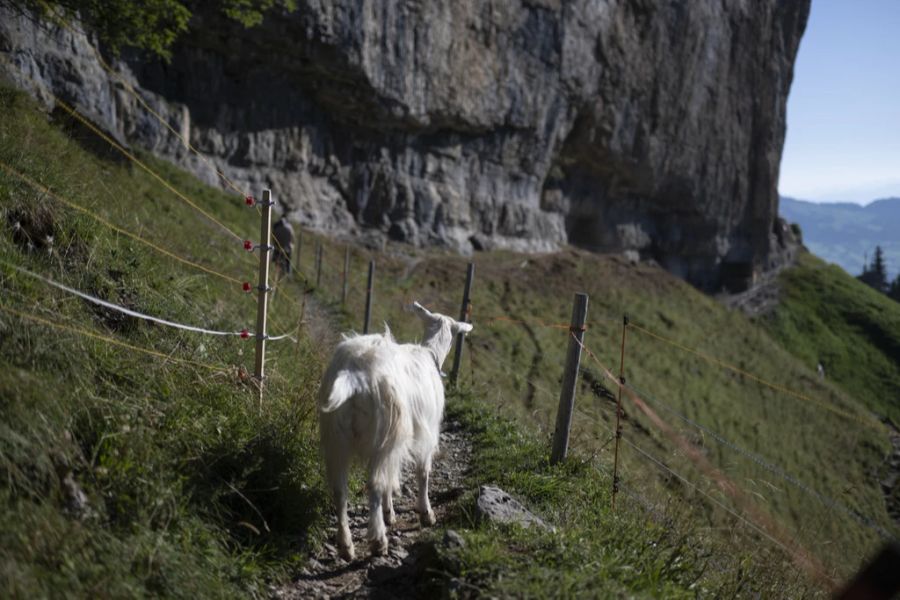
(416, 451, 436, 527)
(325, 449, 355, 561)
(367, 478, 389, 556)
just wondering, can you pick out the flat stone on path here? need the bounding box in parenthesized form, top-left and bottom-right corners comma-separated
(476, 485, 552, 531)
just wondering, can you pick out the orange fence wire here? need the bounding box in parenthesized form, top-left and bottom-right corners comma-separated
(574, 332, 837, 591)
(0, 160, 244, 286)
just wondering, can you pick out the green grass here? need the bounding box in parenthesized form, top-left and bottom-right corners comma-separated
(301, 235, 899, 589)
(762, 251, 900, 423)
(419, 391, 817, 598)
(0, 85, 329, 597)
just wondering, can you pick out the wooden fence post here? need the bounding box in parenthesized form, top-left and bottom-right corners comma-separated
(315, 241, 323, 288)
(254, 188, 274, 403)
(611, 314, 629, 510)
(341, 245, 350, 307)
(550, 292, 589, 465)
(363, 259, 375, 334)
(450, 262, 475, 386)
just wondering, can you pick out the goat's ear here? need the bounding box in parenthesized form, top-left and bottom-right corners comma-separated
(411, 301, 436, 320)
(455, 321, 473, 334)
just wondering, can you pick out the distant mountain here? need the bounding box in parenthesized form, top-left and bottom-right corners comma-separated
(779, 196, 900, 279)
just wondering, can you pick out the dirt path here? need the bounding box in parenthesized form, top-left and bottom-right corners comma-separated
(273, 292, 473, 599)
(275, 421, 471, 599)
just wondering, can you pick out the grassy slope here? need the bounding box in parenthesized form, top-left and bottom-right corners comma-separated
(301, 237, 898, 591)
(0, 86, 329, 597)
(2, 82, 898, 598)
(426, 392, 813, 598)
(762, 251, 900, 423)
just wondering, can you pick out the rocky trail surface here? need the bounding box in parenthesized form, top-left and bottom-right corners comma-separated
(275, 421, 472, 599)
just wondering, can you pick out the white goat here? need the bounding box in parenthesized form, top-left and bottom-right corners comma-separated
(318, 301, 473, 560)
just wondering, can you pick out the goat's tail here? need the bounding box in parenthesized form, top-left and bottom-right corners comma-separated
(319, 370, 364, 413)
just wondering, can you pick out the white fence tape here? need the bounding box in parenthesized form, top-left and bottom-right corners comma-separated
(4, 263, 295, 341)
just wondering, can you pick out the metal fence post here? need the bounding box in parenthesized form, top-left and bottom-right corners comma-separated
(363, 260, 375, 334)
(254, 189, 274, 403)
(550, 292, 589, 464)
(450, 262, 475, 385)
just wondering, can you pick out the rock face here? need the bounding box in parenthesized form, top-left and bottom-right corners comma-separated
(0, 0, 809, 290)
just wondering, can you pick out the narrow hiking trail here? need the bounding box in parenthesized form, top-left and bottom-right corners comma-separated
(274, 291, 473, 599)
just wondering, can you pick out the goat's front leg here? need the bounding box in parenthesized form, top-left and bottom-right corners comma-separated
(367, 484, 389, 556)
(416, 454, 435, 526)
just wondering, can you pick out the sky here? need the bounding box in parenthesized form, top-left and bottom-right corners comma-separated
(778, 0, 900, 204)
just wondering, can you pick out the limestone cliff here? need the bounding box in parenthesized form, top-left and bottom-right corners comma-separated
(0, 0, 809, 290)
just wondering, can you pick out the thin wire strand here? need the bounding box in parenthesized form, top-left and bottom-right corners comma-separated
(51, 95, 248, 244)
(628, 322, 884, 433)
(0, 303, 227, 372)
(3, 262, 251, 336)
(573, 332, 836, 589)
(76, 35, 248, 197)
(0, 160, 244, 285)
(7, 45, 299, 293)
(626, 381, 897, 541)
(480, 315, 571, 331)
(622, 436, 799, 559)
(3, 263, 299, 342)
(0, 53, 248, 245)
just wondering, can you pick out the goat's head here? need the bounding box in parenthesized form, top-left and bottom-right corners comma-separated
(411, 301, 473, 366)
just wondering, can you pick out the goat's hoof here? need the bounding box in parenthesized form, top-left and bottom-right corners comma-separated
(383, 510, 396, 526)
(369, 536, 388, 557)
(338, 542, 355, 562)
(420, 509, 436, 527)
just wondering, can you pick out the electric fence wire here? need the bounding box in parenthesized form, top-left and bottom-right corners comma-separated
(2, 262, 296, 341)
(626, 380, 898, 541)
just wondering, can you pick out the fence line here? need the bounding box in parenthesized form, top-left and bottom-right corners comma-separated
(0, 160, 244, 286)
(468, 304, 856, 583)
(626, 381, 898, 541)
(628, 321, 884, 433)
(273, 237, 895, 588)
(620, 435, 802, 561)
(574, 332, 836, 589)
(0, 302, 227, 372)
(3, 262, 297, 341)
(2, 56, 307, 328)
(48, 19, 302, 288)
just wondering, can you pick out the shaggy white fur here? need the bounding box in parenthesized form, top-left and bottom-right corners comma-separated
(318, 301, 473, 560)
